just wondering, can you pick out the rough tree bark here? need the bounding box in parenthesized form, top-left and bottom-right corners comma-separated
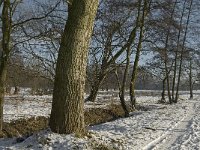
(49, 0, 99, 135)
(0, 0, 11, 131)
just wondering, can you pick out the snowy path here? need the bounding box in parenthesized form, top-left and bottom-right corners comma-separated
(165, 98, 200, 150)
(89, 96, 198, 150)
(0, 94, 200, 150)
(144, 98, 200, 150)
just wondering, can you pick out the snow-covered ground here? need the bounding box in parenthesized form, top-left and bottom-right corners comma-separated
(3, 95, 52, 122)
(3, 93, 161, 122)
(1, 92, 200, 149)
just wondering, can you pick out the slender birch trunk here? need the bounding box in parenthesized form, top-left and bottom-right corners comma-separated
(175, 0, 193, 102)
(189, 58, 193, 99)
(172, 0, 186, 101)
(130, 0, 149, 109)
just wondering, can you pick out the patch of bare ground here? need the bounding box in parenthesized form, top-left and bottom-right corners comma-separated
(85, 103, 128, 126)
(0, 116, 48, 138)
(0, 104, 128, 139)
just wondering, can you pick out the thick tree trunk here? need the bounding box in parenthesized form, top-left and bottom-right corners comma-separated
(49, 0, 98, 135)
(0, 0, 11, 131)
